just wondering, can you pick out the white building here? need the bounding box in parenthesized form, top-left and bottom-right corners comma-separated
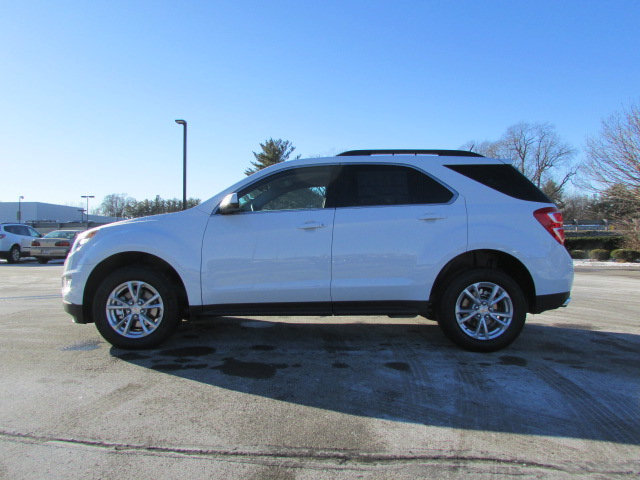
(0, 202, 117, 224)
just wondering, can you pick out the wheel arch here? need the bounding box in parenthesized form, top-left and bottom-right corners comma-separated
(429, 249, 536, 315)
(82, 252, 189, 324)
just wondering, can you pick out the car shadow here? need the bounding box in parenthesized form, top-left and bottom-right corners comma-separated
(110, 317, 640, 445)
(0, 259, 65, 267)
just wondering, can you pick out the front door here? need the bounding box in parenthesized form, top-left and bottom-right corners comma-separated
(201, 165, 338, 308)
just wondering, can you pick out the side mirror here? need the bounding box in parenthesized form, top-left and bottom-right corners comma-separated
(218, 193, 240, 214)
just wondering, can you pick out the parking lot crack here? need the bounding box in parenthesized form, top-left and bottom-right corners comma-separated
(1, 429, 637, 476)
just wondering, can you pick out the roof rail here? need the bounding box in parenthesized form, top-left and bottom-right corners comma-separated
(337, 149, 484, 158)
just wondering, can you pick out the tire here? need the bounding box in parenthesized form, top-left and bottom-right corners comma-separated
(437, 269, 526, 352)
(37, 257, 49, 264)
(7, 245, 20, 264)
(92, 266, 180, 349)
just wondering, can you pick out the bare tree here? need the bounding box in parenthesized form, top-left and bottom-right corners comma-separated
(460, 140, 501, 158)
(584, 102, 640, 200)
(98, 193, 134, 218)
(498, 123, 576, 189)
(583, 103, 640, 249)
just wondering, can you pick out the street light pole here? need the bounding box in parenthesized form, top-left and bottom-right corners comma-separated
(175, 119, 187, 210)
(17, 195, 24, 222)
(81, 195, 94, 230)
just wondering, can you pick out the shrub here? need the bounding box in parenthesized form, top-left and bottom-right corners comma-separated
(611, 249, 640, 262)
(564, 235, 624, 252)
(589, 249, 610, 260)
(570, 250, 587, 259)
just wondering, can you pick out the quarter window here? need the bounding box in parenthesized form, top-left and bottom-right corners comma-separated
(445, 164, 552, 203)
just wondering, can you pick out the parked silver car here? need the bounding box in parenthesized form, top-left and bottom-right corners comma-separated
(31, 230, 80, 264)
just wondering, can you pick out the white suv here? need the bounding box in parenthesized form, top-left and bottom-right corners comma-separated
(1, 223, 42, 263)
(62, 150, 573, 351)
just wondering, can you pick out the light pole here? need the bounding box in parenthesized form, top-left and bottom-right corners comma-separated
(81, 195, 94, 230)
(175, 119, 187, 210)
(17, 195, 24, 222)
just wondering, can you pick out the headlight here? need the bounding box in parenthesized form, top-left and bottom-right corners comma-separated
(72, 229, 99, 253)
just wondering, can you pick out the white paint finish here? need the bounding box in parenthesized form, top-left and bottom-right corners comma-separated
(466, 199, 574, 296)
(61, 153, 574, 320)
(63, 208, 209, 306)
(331, 199, 467, 302)
(201, 209, 335, 304)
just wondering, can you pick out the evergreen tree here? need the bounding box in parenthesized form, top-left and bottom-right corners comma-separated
(245, 138, 299, 176)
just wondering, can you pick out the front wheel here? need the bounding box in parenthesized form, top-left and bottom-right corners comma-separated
(437, 269, 526, 352)
(93, 266, 179, 349)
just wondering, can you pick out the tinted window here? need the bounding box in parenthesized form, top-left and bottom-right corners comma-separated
(446, 164, 551, 203)
(331, 165, 453, 208)
(4, 226, 18, 234)
(17, 226, 30, 236)
(237, 166, 338, 212)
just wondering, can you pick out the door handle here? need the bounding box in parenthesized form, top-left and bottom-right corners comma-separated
(297, 222, 326, 230)
(418, 215, 446, 222)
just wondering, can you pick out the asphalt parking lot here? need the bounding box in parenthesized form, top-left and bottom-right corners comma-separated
(0, 261, 638, 479)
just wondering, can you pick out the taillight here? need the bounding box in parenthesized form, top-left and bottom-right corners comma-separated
(534, 207, 565, 245)
(32, 240, 40, 246)
(55, 241, 70, 247)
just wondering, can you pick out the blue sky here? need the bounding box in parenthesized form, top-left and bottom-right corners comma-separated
(2, 1, 639, 209)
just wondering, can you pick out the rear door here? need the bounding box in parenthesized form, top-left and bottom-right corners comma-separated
(18, 226, 37, 253)
(330, 164, 467, 305)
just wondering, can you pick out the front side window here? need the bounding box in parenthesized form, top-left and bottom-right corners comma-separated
(332, 164, 453, 207)
(237, 166, 338, 212)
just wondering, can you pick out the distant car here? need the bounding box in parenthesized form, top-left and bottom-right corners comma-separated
(0, 223, 42, 263)
(31, 230, 80, 264)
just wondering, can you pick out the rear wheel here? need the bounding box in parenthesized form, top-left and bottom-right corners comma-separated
(7, 245, 20, 264)
(437, 269, 526, 352)
(93, 266, 179, 349)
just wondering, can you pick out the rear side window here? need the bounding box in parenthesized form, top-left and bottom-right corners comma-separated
(446, 164, 551, 203)
(331, 164, 453, 208)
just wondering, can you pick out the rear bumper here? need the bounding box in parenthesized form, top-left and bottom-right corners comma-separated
(63, 302, 90, 324)
(532, 291, 571, 314)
